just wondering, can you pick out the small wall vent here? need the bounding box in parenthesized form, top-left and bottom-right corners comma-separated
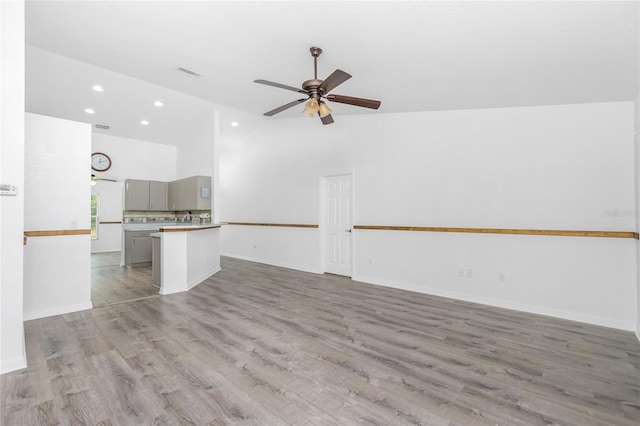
(94, 124, 110, 130)
(177, 67, 201, 77)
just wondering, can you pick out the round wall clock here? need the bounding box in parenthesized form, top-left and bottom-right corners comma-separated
(91, 152, 112, 172)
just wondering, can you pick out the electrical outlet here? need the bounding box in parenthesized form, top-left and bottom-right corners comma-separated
(499, 273, 506, 282)
(466, 269, 473, 278)
(458, 268, 465, 278)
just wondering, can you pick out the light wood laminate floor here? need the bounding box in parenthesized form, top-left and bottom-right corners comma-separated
(91, 251, 159, 308)
(3, 257, 639, 425)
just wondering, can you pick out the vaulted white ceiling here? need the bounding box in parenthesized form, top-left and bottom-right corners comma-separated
(25, 1, 639, 146)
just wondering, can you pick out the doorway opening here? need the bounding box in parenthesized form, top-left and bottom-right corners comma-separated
(90, 179, 157, 307)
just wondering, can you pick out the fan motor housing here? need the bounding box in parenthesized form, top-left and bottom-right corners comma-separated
(302, 79, 323, 97)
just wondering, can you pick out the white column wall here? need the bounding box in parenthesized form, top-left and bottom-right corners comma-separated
(24, 113, 92, 320)
(0, 0, 26, 374)
(220, 101, 637, 331)
(176, 109, 216, 180)
(635, 92, 640, 339)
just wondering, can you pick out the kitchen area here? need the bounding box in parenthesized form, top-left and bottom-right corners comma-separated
(121, 175, 222, 296)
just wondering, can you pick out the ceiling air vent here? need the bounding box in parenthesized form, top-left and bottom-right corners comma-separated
(94, 124, 110, 130)
(177, 67, 201, 77)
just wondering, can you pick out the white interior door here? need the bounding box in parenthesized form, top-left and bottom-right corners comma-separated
(325, 174, 353, 276)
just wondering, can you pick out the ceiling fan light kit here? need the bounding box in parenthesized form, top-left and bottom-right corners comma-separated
(302, 98, 320, 117)
(318, 101, 332, 118)
(255, 46, 381, 125)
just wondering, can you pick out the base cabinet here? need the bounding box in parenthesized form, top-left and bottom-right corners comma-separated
(152, 235, 161, 287)
(124, 230, 153, 266)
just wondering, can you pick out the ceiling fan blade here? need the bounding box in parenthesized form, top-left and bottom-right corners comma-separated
(91, 173, 118, 182)
(263, 98, 307, 116)
(326, 94, 381, 110)
(254, 79, 308, 94)
(318, 69, 352, 93)
(319, 113, 334, 125)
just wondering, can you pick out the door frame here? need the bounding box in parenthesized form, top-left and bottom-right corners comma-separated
(318, 171, 355, 276)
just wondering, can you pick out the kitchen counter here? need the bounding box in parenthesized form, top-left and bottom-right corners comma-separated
(159, 224, 222, 232)
(122, 221, 219, 232)
(155, 224, 222, 295)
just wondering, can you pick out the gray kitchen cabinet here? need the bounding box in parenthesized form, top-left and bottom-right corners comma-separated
(168, 176, 211, 211)
(124, 179, 150, 211)
(124, 230, 153, 266)
(168, 179, 184, 211)
(194, 175, 212, 210)
(183, 175, 211, 210)
(149, 180, 168, 211)
(151, 235, 161, 287)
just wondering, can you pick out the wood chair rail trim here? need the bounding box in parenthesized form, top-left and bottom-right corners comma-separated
(23, 229, 92, 245)
(353, 225, 638, 239)
(24, 229, 92, 237)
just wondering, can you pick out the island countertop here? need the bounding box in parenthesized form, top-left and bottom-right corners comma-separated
(159, 224, 223, 232)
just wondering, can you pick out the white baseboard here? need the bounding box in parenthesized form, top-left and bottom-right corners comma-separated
(221, 253, 321, 274)
(1, 355, 27, 375)
(23, 301, 93, 321)
(352, 274, 636, 332)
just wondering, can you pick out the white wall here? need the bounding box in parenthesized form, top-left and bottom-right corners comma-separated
(0, 0, 26, 374)
(92, 133, 177, 182)
(220, 101, 637, 331)
(91, 133, 177, 253)
(24, 113, 92, 320)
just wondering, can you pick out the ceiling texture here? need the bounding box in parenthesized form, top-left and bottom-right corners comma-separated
(25, 1, 639, 146)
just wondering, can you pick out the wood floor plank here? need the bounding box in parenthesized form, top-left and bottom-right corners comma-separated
(3, 256, 640, 425)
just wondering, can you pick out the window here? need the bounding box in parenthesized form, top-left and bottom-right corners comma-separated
(91, 194, 98, 239)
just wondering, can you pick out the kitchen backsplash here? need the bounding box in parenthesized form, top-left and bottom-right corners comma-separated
(123, 210, 212, 224)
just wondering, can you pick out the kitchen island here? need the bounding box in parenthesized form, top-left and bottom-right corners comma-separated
(152, 224, 222, 295)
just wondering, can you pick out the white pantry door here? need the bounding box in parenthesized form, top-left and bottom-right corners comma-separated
(325, 174, 353, 276)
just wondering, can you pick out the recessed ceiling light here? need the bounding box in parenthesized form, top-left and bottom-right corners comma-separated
(140, 120, 150, 125)
(92, 85, 104, 92)
(231, 121, 239, 127)
(154, 101, 163, 107)
(85, 108, 95, 114)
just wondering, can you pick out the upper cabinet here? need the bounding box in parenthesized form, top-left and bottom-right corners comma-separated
(149, 180, 168, 211)
(124, 179, 150, 211)
(125, 179, 168, 211)
(168, 179, 184, 211)
(126, 175, 211, 212)
(168, 175, 211, 211)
